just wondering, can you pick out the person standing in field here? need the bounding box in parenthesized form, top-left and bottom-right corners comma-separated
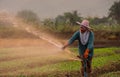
(62, 20, 94, 76)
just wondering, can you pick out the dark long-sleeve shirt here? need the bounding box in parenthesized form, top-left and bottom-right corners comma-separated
(68, 30, 94, 59)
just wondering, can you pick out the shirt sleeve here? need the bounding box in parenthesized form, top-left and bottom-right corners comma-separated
(87, 31, 94, 50)
(68, 31, 79, 45)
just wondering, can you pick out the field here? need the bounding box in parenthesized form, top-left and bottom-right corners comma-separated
(0, 14, 120, 77)
(0, 39, 73, 76)
(0, 39, 120, 77)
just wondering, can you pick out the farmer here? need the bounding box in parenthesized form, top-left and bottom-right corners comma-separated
(62, 19, 94, 76)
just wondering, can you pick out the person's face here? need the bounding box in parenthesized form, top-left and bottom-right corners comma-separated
(80, 26, 87, 33)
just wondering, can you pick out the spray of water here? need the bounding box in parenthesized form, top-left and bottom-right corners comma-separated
(9, 15, 78, 61)
(25, 24, 80, 60)
(25, 27, 63, 49)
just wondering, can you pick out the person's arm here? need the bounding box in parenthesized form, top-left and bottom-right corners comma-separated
(62, 31, 79, 50)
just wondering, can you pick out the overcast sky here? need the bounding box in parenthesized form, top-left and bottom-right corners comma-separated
(0, 0, 119, 19)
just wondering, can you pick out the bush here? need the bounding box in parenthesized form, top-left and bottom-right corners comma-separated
(16, 10, 41, 26)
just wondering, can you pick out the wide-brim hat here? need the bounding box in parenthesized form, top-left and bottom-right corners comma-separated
(76, 20, 92, 29)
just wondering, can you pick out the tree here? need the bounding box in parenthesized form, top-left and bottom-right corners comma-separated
(43, 18, 55, 26)
(88, 17, 109, 25)
(55, 15, 66, 26)
(16, 10, 40, 25)
(64, 11, 81, 26)
(109, 1, 120, 24)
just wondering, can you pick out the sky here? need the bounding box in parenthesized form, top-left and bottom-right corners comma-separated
(0, 0, 119, 19)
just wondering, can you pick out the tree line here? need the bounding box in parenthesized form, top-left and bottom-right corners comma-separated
(16, 1, 120, 26)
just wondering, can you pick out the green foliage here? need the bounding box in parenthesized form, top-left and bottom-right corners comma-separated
(91, 24, 120, 32)
(43, 10, 82, 27)
(99, 71, 120, 77)
(23, 48, 120, 73)
(109, 1, 120, 24)
(70, 47, 120, 57)
(31, 61, 80, 73)
(55, 15, 66, 26)
(0, 47, 120, 76)
(87, 16, 109, 25)
(16, 10, 40, 25)
(54, 25, 79, 33)
(63, 11, 82, 26)
(43, 18, 55, 26)
(93, 54, 120, 68)
(94, 47, 116, 57)
(41, 24, 80, 33)
(42, 21, 120, 33)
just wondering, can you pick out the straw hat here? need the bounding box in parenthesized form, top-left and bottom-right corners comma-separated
(76, 20, 91, 29)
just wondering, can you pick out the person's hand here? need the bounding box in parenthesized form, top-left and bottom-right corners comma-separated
(84, 49, 89, 58)
(61, 42, 69, 50)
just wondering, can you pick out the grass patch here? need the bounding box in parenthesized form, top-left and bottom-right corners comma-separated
(91, 24, 120, 32)
(5, 54, 120, 76)
(28, 47, 120, 74)
(99, 71, 120, 77)
(4, 60, 80, 75)
(0, 47, 120, 76)
(33, 60, 80, 72)
(69, 47, 120, 57)
(30, 54, 120, 71)
(42, 24, 120, 33)
(92, 54, 120, 68)
(94, 47, 120, 57)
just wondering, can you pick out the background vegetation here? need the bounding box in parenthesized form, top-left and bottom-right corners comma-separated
(15, 1, 120, 40)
